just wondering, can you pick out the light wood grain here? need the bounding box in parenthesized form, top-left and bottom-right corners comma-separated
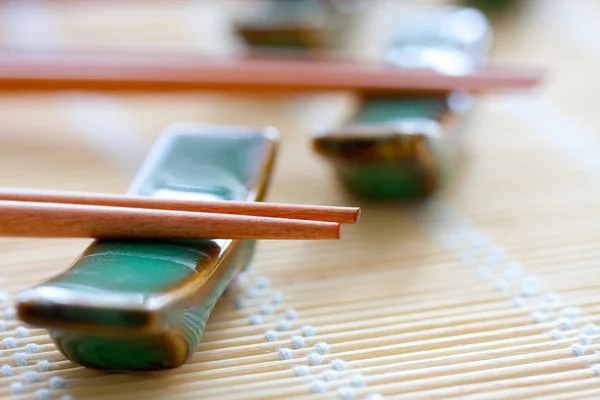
(0, 187, 360, 224)
(0, 200, 341, 240)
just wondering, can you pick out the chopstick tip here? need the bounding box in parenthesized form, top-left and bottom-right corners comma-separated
(353, 207, 361, 223)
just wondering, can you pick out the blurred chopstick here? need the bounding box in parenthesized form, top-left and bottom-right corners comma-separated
(0, 50, 542, 94)
(0, 187, 360, 224)
(0, 200, 340, 240)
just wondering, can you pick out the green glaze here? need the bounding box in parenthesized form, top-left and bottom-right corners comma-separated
(235, 0, 365, 51)
(314, 98, 449, 199)
(339, 161, 432, 199)
(314, 6, 492, 200)
(353, 99, 447, 124)
(17, 124, 278, 371)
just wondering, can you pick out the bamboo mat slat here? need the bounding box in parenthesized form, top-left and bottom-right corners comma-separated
(0, 1, 599, 399)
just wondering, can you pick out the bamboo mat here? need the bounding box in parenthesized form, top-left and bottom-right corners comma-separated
(1, 1, 600, 399)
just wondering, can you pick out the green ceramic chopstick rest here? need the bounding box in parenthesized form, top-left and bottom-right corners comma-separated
(313, 7, 492, 200)
(16, 124, 278, 371)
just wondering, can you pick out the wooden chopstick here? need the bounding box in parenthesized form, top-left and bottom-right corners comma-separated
(0, 200, 340, 240)
(0, 50, 542, 94)
(0, 188, 360, 224)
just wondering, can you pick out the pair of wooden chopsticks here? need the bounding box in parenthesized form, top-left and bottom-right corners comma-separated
(0, 188, 360, 240)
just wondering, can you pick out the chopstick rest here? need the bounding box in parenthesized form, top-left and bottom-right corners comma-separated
(17, 124, 285, 371)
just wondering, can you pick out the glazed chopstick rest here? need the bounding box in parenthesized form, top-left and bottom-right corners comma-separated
(0, 200, 340, 240)
(0, 187, 360, 224)
(15, 124, 282, 371)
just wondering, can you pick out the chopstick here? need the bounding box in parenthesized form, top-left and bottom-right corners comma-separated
(0, 50, 542, 94)
(0, 200, 340, 240)
(0, 187, 360, 224)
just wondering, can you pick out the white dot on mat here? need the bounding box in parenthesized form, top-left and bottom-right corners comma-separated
(512, 296, 526, 307)
(49, 376, 65, 390)
(245, 288, 259, 299)
(455, 220, 472, 233)
(307, 352, 323, 366)
(291, 335, 305, 349)
(331, 358, 348, 371)
(271, 292, 284, 304)
(276, 319, 291, 331)
(315, 342, 330, 355)
(468, 231, 488, 249)
(494, 278, 509, 292)
(10, 382, 23, 395)
(591, 364, 600, 376)
(16, 326, 29, 338)
(309, 380, 326, 393)
(14, 352, 28, 366)
(3, 337, 17, 349)
(547, 329, 565, 340)
(584, 323, 599, 335)
(5, 307, 15, 320)
(543, 292, 560, 303)
(349, 374, 365, 388)
(235, 298, 248, 310)
(530, 311, 547, 323)
(264, 330, 277, 342)
(442, 234, 458, 250)
(339, 386, 356, 400)
(538, 300, 554, 313)
(278, 348, 293, 360)
(503, 261, 524, 279)
(562, 307, 581, 319)
(36, 389, 51, 400)
(459, 250, 474, 266)
(37, 360, 51, 372)
(255, 276, 270, 289)
(322, 370, 337, 381)
(300, 325, 315, 337)
(260, 303, 274, 315)
(0, 320, 5, 332)
(557, 317, 573, 330)
(0, 292, 9, 305)
(476, 265, 492, 280)
(486, 245, 505, 267)
(570, 344, 585, 357)
(231, 273, 248, 290)
(248, 314, 262, 325)
(521, 276, 542, 297)
(1, 364, 13, 377)
(285, 309, 299, 320)
(578, 334, 591, 345)
(21, 370, 39, 383)
(292, 365, 309, 377)
(364, 394, 385, 400)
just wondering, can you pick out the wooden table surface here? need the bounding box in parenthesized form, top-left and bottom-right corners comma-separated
(1, 1, 600, 399)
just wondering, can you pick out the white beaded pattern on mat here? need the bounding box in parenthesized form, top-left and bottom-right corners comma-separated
(422, 203, 600, 377)
(0, 292, 74, 400)
(229, 266, 384, 400)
